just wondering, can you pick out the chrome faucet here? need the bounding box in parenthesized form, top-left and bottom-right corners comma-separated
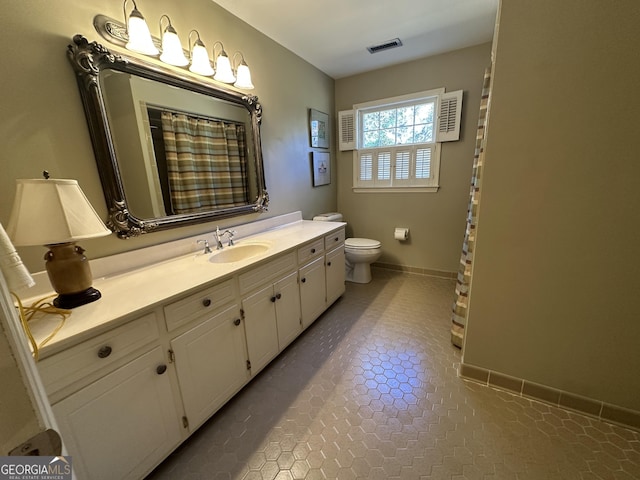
(221, 229, 236, 247)
(197, 239, 212, 254)
(213, 226, 224, 250)
(213, 227, 237, 249)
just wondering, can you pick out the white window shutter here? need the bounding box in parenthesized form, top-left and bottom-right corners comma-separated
(338, 110, 355, 151)
(436, 90, 463, 142)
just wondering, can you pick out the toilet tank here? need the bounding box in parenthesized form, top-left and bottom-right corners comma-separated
(312, 212, 343, 222)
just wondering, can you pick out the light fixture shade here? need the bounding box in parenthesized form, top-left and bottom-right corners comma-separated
(125, 9, 159, 55)
(7, 179, 111, 246)
(189, 42, 214, 76)
(160, 28, 189, 66)
(234, 63, 254, 89)
(214, 54, 236, 83)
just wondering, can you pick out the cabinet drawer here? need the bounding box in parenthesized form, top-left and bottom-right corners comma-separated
(164, 278, 236, 332)
(239, 252, 296, 295)
(325, 229, 345, 249)
(297, 239, 324, 264)
(39, 312, 159, 396)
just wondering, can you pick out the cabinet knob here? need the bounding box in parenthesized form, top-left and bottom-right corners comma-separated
(270, 295, 277, 302)
(156, 364, 167, 375)
(202, 298, 212, 307)
(97, 346, 112, 358)
(327, 261, 332, 267)
(301, 277, 306, 283)
(334, 237, 339, 242)
(234, 318, 241, 326)
(276, 293, 282, 300)
(311, 248, 316, 254)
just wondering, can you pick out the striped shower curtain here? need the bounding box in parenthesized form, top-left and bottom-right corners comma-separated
(161, 112, 249, 214)
(451, 67, 492, 348)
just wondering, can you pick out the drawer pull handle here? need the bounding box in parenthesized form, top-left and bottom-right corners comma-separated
(334, 237, 339, 242)
(311, 248, 316, 254)
(202, 298, 212, 307)
(97, 346, 112, 358)
(234, 318, 241, 326)
(156, 364, 167, 375)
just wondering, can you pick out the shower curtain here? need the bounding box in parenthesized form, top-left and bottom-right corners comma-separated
(451, 67, 492, 348)
(161, 111, 249, 214)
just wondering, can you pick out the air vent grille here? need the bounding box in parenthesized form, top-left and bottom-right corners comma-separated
(367, 38, 403, 54)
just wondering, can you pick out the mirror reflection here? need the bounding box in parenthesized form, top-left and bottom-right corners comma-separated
(67, 35, 268, 238)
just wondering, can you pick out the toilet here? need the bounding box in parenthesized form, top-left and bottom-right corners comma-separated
(313, 213, 382, 284)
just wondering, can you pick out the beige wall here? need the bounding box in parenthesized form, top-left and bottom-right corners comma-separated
(0, 0, 336, 274)
(464, 0, 640, 411)
(335, 43, 492, 273)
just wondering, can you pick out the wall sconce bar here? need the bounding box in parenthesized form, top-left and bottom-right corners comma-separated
(93, 15, 254, 89)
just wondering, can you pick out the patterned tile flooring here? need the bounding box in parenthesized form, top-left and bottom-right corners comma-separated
(146, 269, 640, 479)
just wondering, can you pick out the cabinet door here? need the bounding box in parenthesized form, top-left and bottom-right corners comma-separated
(274, 271, 302, 350)
(52, 347, 181, 480)
(171, 304, 248, 430)
(299, 256, 327, 329)
(242, 284, 280, 375)
(326, 245, 345, 306)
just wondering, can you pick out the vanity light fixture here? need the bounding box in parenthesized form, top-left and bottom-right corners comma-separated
(232, 52, 254, 90)
(6, 172, 112, 309)
(213, 41, 236, 84)
(123, 0, 158, 56)
(188, 30, 214, 76)
(159, 15, 189, 67)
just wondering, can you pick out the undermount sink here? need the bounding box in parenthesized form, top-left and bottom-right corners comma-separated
(207, 243, 270, 264)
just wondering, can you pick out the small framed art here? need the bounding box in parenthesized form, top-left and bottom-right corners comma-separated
(309, 109, 329, 148)
(312, 151, 331, 187)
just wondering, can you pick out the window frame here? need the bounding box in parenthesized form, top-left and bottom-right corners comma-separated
(352, 88, 445, 193)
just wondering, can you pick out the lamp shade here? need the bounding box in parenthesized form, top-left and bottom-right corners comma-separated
(189, 41, 214, 76)
(6, 179, 111, 246)
(234, 63, 254, 89)
(159, 23, 189, 66)
(125, 9, 159, 55)
(214, 53, 236, 83)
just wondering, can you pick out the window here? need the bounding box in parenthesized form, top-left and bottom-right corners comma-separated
(344, 88, 462, 192)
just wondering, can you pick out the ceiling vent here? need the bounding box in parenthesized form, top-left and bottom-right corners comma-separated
(367, 38, 403, 54)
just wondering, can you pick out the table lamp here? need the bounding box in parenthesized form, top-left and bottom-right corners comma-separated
(6, 175, 112, 309)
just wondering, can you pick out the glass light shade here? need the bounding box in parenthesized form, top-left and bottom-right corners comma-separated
(214, 54, 236, 83)
(234, 63, 254, 89)
(7, 179, 111, 246)
(125, 11, 159, 55)
(160, 27, 189, 66)
(189, 42, 214, 76)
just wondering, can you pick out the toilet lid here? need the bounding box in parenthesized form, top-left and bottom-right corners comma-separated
(345, 238, 381, 249)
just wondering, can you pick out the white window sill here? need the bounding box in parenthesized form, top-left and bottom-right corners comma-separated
(352, 186, 439, 193)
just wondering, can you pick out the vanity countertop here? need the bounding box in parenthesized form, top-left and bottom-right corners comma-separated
(24, 216, 345, 358)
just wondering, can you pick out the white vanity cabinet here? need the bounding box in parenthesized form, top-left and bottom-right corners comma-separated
(239, 253, 300, 375)
(325, 230, 346, 306)
(170, 302, 248, 431)
(34, 218, 346, 480)
(39, 314, 182, 480)
(164, 280, 247, 432)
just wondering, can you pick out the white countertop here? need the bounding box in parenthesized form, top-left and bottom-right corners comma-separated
(24, 214, 345, 358)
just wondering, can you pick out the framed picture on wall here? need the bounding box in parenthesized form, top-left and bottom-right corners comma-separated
(312, 152, 331, 186)
(309, 109, 329, 148)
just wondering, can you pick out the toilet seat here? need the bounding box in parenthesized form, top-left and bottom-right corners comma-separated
(345, 238, 381, 250)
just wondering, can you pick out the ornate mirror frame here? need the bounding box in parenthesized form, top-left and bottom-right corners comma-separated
(67, 34, 268, 238)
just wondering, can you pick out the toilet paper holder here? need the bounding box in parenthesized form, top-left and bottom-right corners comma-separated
(394, 227, 409, 241)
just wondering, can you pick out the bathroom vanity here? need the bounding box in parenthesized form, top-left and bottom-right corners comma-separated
(26, 213, 345, 480)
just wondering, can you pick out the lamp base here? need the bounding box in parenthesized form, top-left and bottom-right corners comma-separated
(53, 287, 102, 309)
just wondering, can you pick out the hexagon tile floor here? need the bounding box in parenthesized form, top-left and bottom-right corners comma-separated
(146, 269, 640, 480)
